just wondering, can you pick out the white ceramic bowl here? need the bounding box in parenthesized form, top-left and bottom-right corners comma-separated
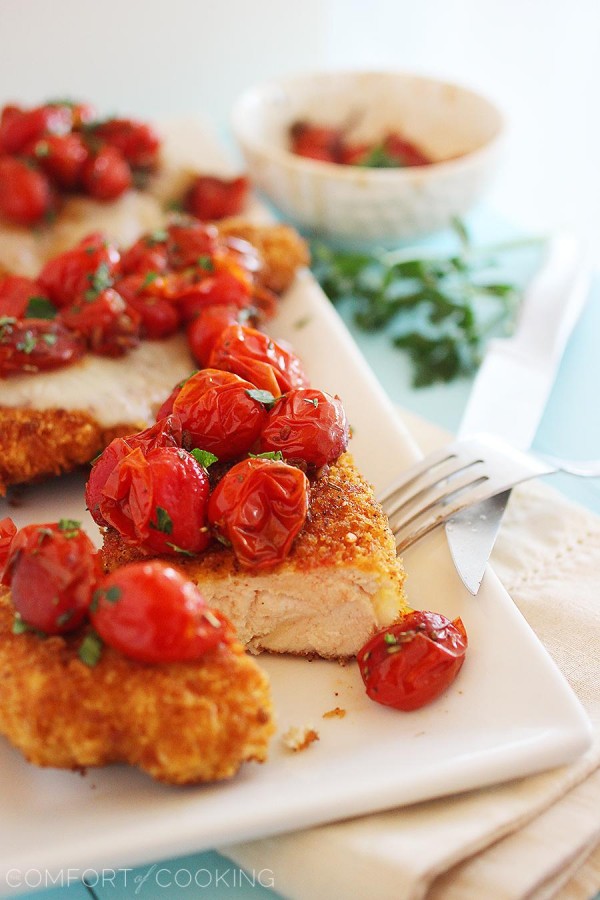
(232, 70, 504, 245)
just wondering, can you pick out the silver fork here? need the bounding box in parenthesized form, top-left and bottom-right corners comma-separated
(379, 434, 600, 553)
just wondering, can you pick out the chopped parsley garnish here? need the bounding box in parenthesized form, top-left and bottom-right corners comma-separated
(25, 296, 57, 319)
(145, 228, 168, 246)
(245, 388, 277, 409)
(141, 270, 160, 288)
(78, 632, 103, 667)
(42, 333, 58, 346)
(16, 331, 37, 354)
(303, 397, 319, 408)
(191, 448, 219, 469)
(85, 261, 114, 301)
(310, 221, 532, 387)
(165, 542, 195, 557)
(150, 506, 173, 535)
(197, 255, 214, 271)
(58, 518, 81, 538)
(90, 585, 122, 613)
(358, 144, 403, 168)
(249, 450, 284, 462)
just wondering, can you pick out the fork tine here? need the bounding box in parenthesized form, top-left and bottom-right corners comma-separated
(385, 468, 489, 534)
(377, 445, 462, 506)
(391, 479, 499, 552)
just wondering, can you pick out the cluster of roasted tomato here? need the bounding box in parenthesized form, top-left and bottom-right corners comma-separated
(0, 99, 249, 228)
(290, 120, 431, 168)
(87, 368, 349, 568)
(0, 100, 161, 225)
(0, 218, 273, 377)
(0, 517, 231, 664)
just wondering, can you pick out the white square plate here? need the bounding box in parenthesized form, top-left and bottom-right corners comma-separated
(0, 121, 591, 888)
(0, 268, 591, 890)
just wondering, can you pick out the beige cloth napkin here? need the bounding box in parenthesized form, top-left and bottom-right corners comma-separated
(223, 420, 600, 900)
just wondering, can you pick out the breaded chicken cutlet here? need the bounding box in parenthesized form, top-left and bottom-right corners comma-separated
(0, 585, 274, 783)
(103, 453, 410, 660)
(0, 219, 309, 496)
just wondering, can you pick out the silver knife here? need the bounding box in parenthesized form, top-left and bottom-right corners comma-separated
(446, 232, 591, 594)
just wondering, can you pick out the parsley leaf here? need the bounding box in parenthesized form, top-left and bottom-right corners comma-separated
(25, 296, 57, 319)
(246, 388, 277, 409)
(249, 450, 284, 462)
(150, 506, 173, 534)
(79, 632, 103, 667)
(191, 448, 219, 469)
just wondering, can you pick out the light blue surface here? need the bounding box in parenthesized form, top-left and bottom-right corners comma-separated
(6, 210, 599, 900)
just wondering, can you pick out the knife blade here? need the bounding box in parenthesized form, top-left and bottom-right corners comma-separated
(446, 232, 591, 594)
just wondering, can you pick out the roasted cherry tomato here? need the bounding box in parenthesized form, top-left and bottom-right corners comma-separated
(169, 368, 268, 460)
(99, 445, 211, 556)
(81, 144, 132, 201)
(176, 270, 252, 323)
(0, 317, 85, 376)
(0, 156, 54, 225)
(380, 132, 430, 167)
(116, 274, 180, 339)
(90, 561, 230, 663)
(0, 275, 54, 319)
(31, 132, 89, 189)
(38, 231, 121, 307)
(120, 231, 169, 275)
(258, 388, 349, 467)
(86, 416, 183, 525)
(90, 118, 161, 170)
(184, 174, 248, 220)
(60, 288, 140, 356)
(2, 520, 101, 634)
(357, 611, 468, 711)
(208, 457, 309, 569)
(0, 103, 71, 155)
(186, 303, 240, 367)
(289, 121, 342, 163)
(208, 324, 309, 397)
(165, 219, 218, 270)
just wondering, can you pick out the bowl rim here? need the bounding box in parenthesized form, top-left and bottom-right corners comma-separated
(231, 68, 506, 181)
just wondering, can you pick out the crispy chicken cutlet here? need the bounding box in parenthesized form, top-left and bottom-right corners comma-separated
(0, 585, 274, 784)
(0, 217, 309, 495)
(103, 453, 410, 659)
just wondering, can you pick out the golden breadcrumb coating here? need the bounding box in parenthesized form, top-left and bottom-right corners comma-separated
(0, 408, 136, 496)
(0, 587, 274, 784)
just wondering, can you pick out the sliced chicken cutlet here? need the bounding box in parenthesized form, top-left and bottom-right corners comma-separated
(103, 453, 409, 659)
(0, 586, 274, 784)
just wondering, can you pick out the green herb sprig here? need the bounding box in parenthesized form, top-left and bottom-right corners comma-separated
(311, 222, 536, 387)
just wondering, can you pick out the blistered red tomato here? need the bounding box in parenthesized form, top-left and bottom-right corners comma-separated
(0, 104, 71, 155)
(166, 220, 218, 270)
(0, 156, 53, 225)
(184, 174, 248, 220)
(99, 445, 211, 555)
(85, 415, 183, 525)
(120, 231, 169, 275)
(169, 368, 268, 460)
(208, 324, 309, 397)
(2, 520, 101, 634)
(0, 276, 53, 319)
(208, 457, 309, 569)
(116, 274, 180, 338)
(0, 317, 85, 376)
(81, 144, 132, 200)
(38, 232, 121, 307)
(60, 288, 140, 356)
(186, 303, 240, 366)
(90, 561, 230, 663)
(357, 611, 468, 711)
(31, 132, 89, 190)
(176, 270, 252, 323)
(0, 517, 17, 575)
(289, 122, 342, 163)
(91, 118, 161, 170)
(259, 388, 349, 467)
